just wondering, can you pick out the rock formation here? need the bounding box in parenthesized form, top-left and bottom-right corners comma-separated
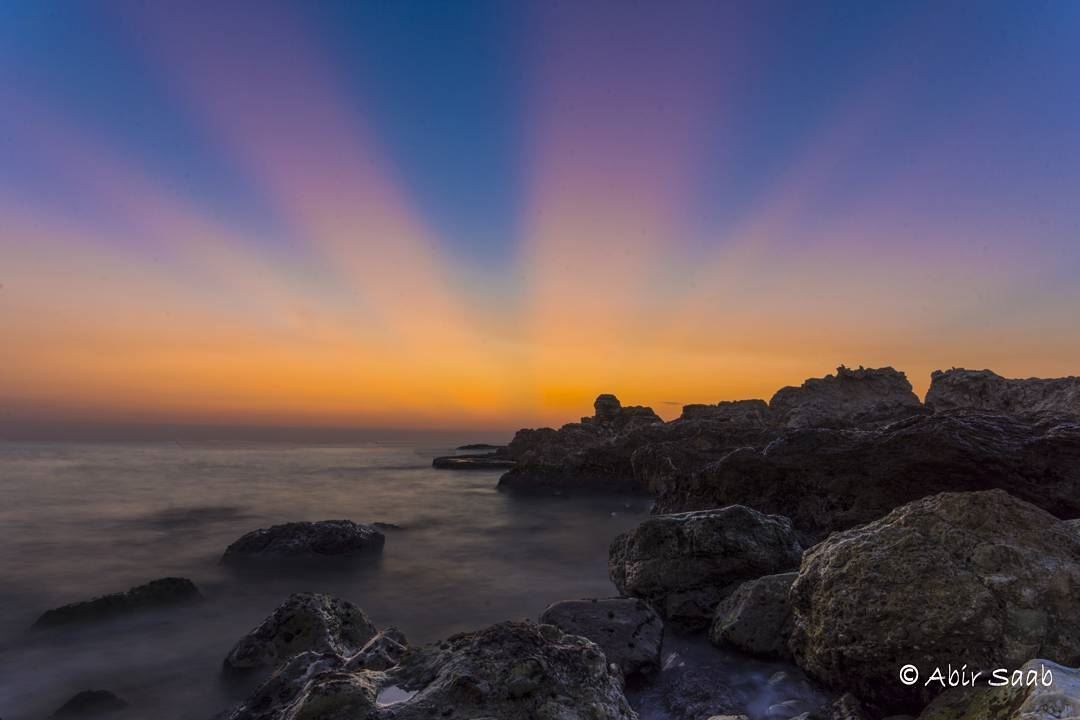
(609, 506, 803, 629)
(222, 520, 385, 564)
(33, 577, 202, 629)
(769, 365, 925, 429)
(539, 597, 664, 682)
(926, 367, 1080, 417)
(789, 490, 1080, 714)
(709, 572, 796, 660)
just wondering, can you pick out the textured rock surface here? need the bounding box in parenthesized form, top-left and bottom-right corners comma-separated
(224, 593, 379, 673)
(655, 411, 1080, 539)
(223, 520, 384, 564)
(769, 366, 925, 429)
(916, 659, 1079, 720)
(789, 490, 1080, 714)
(926, 368, 1080, 417)
(51, 690, 129, 718)
(539, 597, 664, 681)
(218, 621, 637, 720)
(609, 506, 803, 629)
(709, 572, 796, 660)
(33, 577, 202, 629)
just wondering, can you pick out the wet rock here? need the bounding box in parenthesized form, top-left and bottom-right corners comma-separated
(539, 597, 664, 681)
(33, 577, 202, 629)
(915, 659, 1078, 720)
(769, 366, 925, 429)
(789, 490, 1080, 715)
(222, 520, 384, 564)
(224, 593, 379, 673)
(831, 693, 870, 720)
(926, 368, 1080, 417)
(218, 620, 636, 720)
(610, 506, 803, 629)
(343, 627, 409, 671)
(50, 690, 128, 718)
(655, 410, 1080, 540)
(709, 572, 796, 660)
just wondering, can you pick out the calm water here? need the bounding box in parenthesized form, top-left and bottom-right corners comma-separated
(0, 440, 652, 719)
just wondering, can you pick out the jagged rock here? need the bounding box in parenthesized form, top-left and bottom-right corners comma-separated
(33, 577, 202, 629)
(789, 490, 1080, 715)
(609, 506, 803, 629)
(539, 597, 664, 681)
(224, 593, 379, 673)
(344, 627, 409, 671)
(915, 659, 1078, 720)
(222, 520, 384, 564)
(770, 366, 925, 429)
(655, 411, 1080, 540)
(50, 690, 128, 717)
(926, 368, 1080, 417)
(217, 621, 636, 720)
(709, 572, 796, 660)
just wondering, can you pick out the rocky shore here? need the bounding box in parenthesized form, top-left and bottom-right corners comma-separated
(27, 365, 1080, 720)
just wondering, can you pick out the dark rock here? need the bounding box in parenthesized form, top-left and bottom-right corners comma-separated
(223, 593, 379, 673)
(539, 597, 664, 681)
(343, 627, 409, 672)
(50, 690, 128, 718)
(769, 366, 925, 429)
(609, 506, 803, 629)
(432, 453, 516, 470)
(593, 393, 624, 424)
(915, 659, 1079, 720)
(217, 621, 636, 720)
(655, 410, 1080, 540)
(789, 490, 1080, 715)
(926, 367, 1080, 417)
(831, 694, 870, 720)
(222, 520, 384, 564)
(33, 577, 202, 629)
(709, 572, 796, 660)
(456, 443, 505, 451)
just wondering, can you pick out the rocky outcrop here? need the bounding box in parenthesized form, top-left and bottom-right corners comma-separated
(655, 410, 1080, 539)
(224, 593, 380, 673)
(789, 490, 1080, 715)
(51, 690, 129, 718)
(709, 572, 796, 660)
(218, 621, 637, 720)
(222, 520, 384, 564)
(33, 577, 202, 629)
(926, 368, 1080, 417)
(609, 506, 803, 629)
(539, 597, 664, 682)
(769, 365, 925, 429)
(916, 659, 1078, 720)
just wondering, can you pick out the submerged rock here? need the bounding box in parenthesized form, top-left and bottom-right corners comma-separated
(539, 597, 664, 681)
(769, 365, 925, 429)
(431, 453, 516, 470)
(222, 520, 384, 564)
(33, 577, 202, 629)
(789, 490, 1080, 715)
(224, 593, 379, 673)
(50, 690, 128, 718)
(709, 572, 796, 660)
(655, 410, 1080, 539)
(926, 367, 1080, 417)
(916, 659, 1079, 720)
(609, 506, 803, 629)
(218, 620, 637, 720)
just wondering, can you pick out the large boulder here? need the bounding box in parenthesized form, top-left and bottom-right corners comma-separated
(224, 593, 379, 673)
(609, 506, 803, 629)
(789, 490, 1080, 715)
(223, 520, 384, 564)
(709, 572, 796, 660)
(926, 368, 1080, 417)
(217, 621, 637, 720)
(539, 597, 664, 682)
(769, 366, 925, 429)
(916, 659, 1079, 720)
(655, 411, 1080, 540)
(33, 577, 202, 629)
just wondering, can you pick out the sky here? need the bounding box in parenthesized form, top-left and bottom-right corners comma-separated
(1, 1, 1079, 437)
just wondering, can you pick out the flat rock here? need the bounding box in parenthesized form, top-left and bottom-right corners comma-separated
(33, 577, 202, 629)
(609, 506, 803, 629)
(50, 690, 128, 718)
(222, 520, 384, 564)
(926, 368, 1080, 417)
(769, 366, 925, 429)
(709, 572, 796, 660)
(539, 597, 664, 681)
(223, 592, 379, 673)
(789, 490, 1080, 715)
